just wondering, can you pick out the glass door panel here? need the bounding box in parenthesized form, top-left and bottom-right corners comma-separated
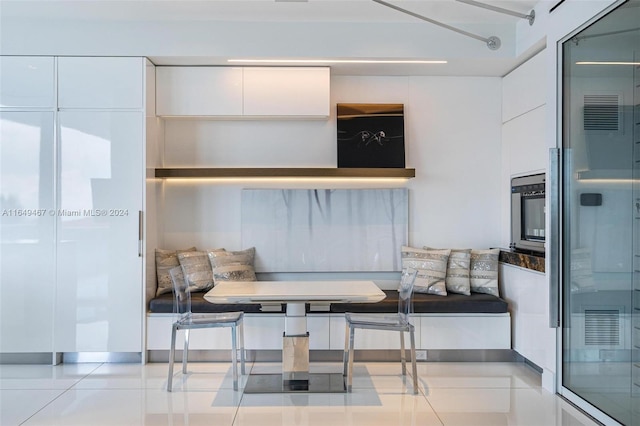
(561, 2, 640, 424)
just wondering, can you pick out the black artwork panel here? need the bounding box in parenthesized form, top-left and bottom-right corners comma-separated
(337, 103, 405, 168)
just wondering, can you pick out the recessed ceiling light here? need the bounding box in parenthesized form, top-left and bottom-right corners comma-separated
(576, 61, 640, 65)
(228, 59, 447, 64)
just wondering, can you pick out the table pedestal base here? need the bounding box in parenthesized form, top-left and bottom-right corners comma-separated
(244, 373, 346, 393)
(282, 333, 309, 383)
(243, 305, 347, 393)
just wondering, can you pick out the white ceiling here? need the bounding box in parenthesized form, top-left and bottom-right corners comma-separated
(0, 0, 544, 76)
(1, 0, 539, 23)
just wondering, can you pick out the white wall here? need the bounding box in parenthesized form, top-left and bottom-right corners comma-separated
(159, 75, 503, 259)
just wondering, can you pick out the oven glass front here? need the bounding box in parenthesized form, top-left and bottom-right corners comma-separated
(522, 196, 545, 241)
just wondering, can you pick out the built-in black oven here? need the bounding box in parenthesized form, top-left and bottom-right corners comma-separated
(511, 173, 546, 254)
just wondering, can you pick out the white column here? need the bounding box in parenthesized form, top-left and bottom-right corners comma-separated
(284, 302, 307, 336)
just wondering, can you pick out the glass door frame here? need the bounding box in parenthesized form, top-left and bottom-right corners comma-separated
(553, 1, 631, 425)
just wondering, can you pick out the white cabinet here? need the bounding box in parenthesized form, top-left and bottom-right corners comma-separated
(0, 56, 150, 358)
(57, 57, 144, 109)
(420, 314, 510, 349)
(155, 66, 330, 117)
(243, 67, 330, 117)
(55, 57, 147, 354)
(55, 111, 144, 353)
(0, 111, 56, 353)
(156, 67, 243, 116)
(500, 264, 555, 375)
(0, 57, 55, 108)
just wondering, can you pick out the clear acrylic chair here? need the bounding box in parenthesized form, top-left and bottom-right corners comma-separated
(343, 267, 419, 394)
(167, 266, 246, 391)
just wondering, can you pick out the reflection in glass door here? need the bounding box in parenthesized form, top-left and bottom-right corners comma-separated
(561, 1, 640, 424)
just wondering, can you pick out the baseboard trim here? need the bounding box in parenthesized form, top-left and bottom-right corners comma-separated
(147, 349, 518, 363)
(61, 352, 142, 363)
(1, 349, 520, 364)
(0, 353, 53, 364)
(423, 349, 522, 363)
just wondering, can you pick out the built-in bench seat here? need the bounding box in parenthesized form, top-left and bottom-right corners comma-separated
(146, 289, 511, 354)
(148, 290, 508, 314)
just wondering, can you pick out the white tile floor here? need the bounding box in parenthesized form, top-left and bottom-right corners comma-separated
(0, 361, 599, 426)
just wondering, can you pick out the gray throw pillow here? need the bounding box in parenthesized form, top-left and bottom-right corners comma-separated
(178, 251, 215, 292)
(208, 247, 257, 284)
(155, 247, 196, 296)
(401, 246, 450, 296)
(470, 248, 500, 296)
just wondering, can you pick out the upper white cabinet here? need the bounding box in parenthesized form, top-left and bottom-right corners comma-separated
(156, 67, 243, 116)
(502, 51, 546, 123)
(0, 56, 55, 108)
(243, 67, 330, 117)
(57, 57, 144, 109)
(155, 66, 330, 118)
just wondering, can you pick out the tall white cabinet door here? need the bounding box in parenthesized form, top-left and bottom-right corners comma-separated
(57, 57, 144, 109)
(243, 67, 330, 117)
(55, 111, 143, 352)
(0, 57, 55, 108)
(0, 111, 55, 352)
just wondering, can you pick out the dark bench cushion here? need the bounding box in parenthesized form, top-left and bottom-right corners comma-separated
(149, 290, 507, 314)
(328, 290, 508, 314)
(148, 291, 283, 314)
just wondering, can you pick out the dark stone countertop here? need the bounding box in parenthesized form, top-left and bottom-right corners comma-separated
(498, 249, 545, 273)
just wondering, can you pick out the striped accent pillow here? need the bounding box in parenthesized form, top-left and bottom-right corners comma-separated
(155, 247, 197, 296)
(178, 251, 215, 293)
(400, 246, 450, 296)
(426, 247, 471, 296)
(470, 248, 500, 296)
(208, 247, 257, 284)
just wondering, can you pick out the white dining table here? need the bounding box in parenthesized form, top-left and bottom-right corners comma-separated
(204, 280, 385, 393)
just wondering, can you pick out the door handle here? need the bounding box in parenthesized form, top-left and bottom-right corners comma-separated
(138, 210, 143, 258)
(548, 148, 561, 328)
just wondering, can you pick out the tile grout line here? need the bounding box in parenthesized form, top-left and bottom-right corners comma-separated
(227, 360, 254, 426)
(419, 386, 445, 426)
(18, 362, 106, 425)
